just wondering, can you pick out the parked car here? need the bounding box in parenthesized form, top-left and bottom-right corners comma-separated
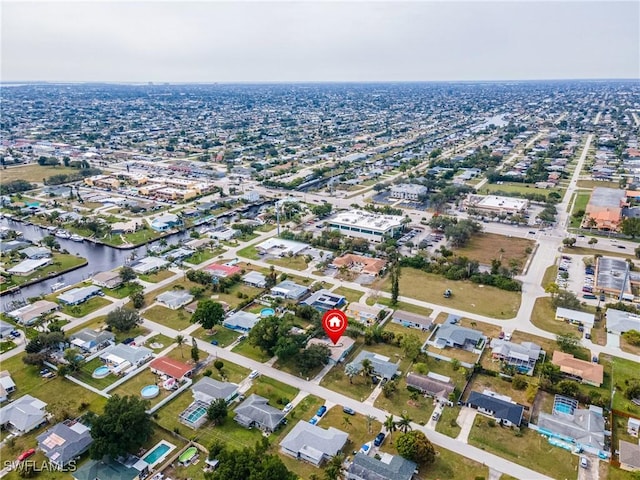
(374, 432, 386, 447)
(249, 370, 260, 379)
(17, 449, 36, 462)
(343, 407, 356, 415)
(122, 337, 135, 345)
(316, 405, 327, 417)
(309, 417, 318, 425)
(432, 412, 441, 421)
(283, 403, 293, 413)
(210, 340, 219, 346)
(580, 456, 589, 468)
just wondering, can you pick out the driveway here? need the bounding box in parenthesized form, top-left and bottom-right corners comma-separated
(577, 456, 599, 480)
(425, 403, 445, 431)
(455, 407, 477, 444)
(606, 333, 620, 349)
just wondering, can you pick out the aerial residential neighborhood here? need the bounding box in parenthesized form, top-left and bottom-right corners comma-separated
(1, 2, 639, 480)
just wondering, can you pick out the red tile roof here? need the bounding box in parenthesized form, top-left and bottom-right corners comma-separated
(149, 356, 192, 379)
(205, 263, 242, 277)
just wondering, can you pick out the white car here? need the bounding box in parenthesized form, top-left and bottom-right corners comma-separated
(283, 402, 293, 413)
(249, 370, 260, 379)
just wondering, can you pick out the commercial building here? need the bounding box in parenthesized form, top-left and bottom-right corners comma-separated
(583, 187, 627, 231)
(389, 183, 428, 200)
(605, 308, 640, 335)
(464, 194, 528, 216)
(327, 210, 404, 243)
(331, 253, 387, 276)
(594, 256, 640, 300)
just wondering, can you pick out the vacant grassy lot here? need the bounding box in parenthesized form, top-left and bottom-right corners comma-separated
(143, 305, 192, 331)
(542, 264, 558, 287)
(374, 375, 437, 425)
(103, 281, 143, 299)
(454, 233, 535, 269)
(611, 356, 640, 414)
(483, 181, 563, 198)
(576, 180, 620, 189)
(138, 269, 175, 283)
(246, 375, 299, 406)
(382, 268, 520, 318)
(267, 255, 308, 271)
(231, 339, 272, 362)
(371, 298, 433, 318)
(237, 244, 261, 260)
(1, 164, 79, 183)
(435, 406, 462, 437)
(194, 326, 240, 348)
(60, 296, 112, 317)
(383, 321, 431, 343)
(469, 416, 579, 479)
(333, 286, 364, 304)
(570, 191, 591, 227)
(184, 249, 223, 265)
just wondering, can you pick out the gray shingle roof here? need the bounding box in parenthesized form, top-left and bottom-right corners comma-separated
(0, 395, 47, 432)
(348, 452, 416, 480)
(351, 350, 399, 379)
(468, 391, 524, 426)
(234, 394, 284, 431)
(37, 421, 92, 467)
(280, 421, 348, 463)
(435, 322, 483, 347)
(192, 377, 238, 403)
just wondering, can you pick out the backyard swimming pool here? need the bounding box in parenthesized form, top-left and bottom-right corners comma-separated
(92, 366, 110, 378)
(143, 440, 176, 467)
(141, 385, 160, 399)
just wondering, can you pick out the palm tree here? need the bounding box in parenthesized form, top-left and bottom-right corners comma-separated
(361, 358, 375, 383)
(341, 415, 352, 430)
(345, 362, 360, 384)
(384, 415, 397, 439)
(366, 415, 376, 434)
(175, 335, 185, 358)
(396, 413, 413, 434)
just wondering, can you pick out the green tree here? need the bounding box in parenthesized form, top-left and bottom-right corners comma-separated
(556, 333, 580, 355)
(119, 266, 136, 282)
(298, 344, 331, 375)
(553, 290, 581, 310)
(130, 291, 145, 309)
(400, 333, 422, 361)
(384, 414, 397, 439)
(562, 237, 577, 248)
(190, 299, 225, 330)
(90, 395, 152, 459)
(62, 347, 84, 373)
(207, 398, 228, 425)
(361, 358, 375, 383)
(396, 430, 436, 464)
(175, 335, 185, 358)
(544, 282, 560, 298)
(395, 413, 413, 434)
(588, 237, 598, 248)
(105, 307, 141, 332)
(323, 453, 345, 480)
(191, 338, 200, 363)
(621, 217, 640, 238)
(557, 379, 580, 397)
(345, 362, 360, 384)
(382, 380, 397, 398)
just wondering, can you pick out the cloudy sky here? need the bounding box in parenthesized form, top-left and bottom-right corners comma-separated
(2, 1, 638, 82)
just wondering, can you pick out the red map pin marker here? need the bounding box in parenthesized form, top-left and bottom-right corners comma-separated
(322, 309, 348, 345)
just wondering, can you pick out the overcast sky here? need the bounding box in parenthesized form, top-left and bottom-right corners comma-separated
(2, 1, 639, 82)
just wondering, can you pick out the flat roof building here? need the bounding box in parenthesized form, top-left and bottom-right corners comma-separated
(389, 183, 428, 200)
(555, 307, 595, 328)
(328, 210, 404, 243)
(606, 308, 640, 335)
(465, 194, 528, 215)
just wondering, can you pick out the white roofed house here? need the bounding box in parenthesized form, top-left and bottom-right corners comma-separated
(99, 344, 153, 374)
(0, 320, 15, 339)
(7, 300, 59, 326)
(7, 257, 53, 276)
(92, 271, 123, 289)
(605, 308, 640, 335)
(555, 307, 595, 329)
(156, 290, 194, 310)
(0, 371, 16, 402)
(242, 271, 267, 288)
(19, 246, 52, 259)
(345, 302, 383, 326)
(270, 280, 309, 301)
(0, 395, 48, 434)
(192, 377, 239, 404)
(280, 421, 348, 466)
(391, 310, 433, 331)
(223, 311, 259, 332)
(489, 339, 542, 375)
(57, 286, 103, 306)
(69, 328, 115, 353)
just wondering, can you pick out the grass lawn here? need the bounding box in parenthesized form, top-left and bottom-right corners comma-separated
(483, 181, 563, 198)
(375, 376, 437, 425)
(0, 341, 17, 353)
(60, 296, 112, 317)
(184, 249, 218, 265)
(138, 269, 175, 283)
(381, 268, 520, 319)
(570, 191, 591, 227)
(256, 223, 277, 232)
(0, 164, 79, 183)
(611, 356, 640, 414)
(247, 375, 299, 406)
(469, 415, 579, 479)
(73, 357, 118, 390)
(564, 246, 637, 261)
(121, 229, 164, 246)
(576, 180, 620, 189)
(435, 406, 462, 437)
(204, 360, 251, 385)
(0, 253, 87, 292)
(146, 333, 175, 352)
(210, 284, 264, 310)
(383, 321, 431, 343)
(143, 305, 192, 331)
(609, 466, 638, 480)
(372, 298, 433, 318)
(530, 297, 593, 351)
(620, 335, 640, 356)
(194, 326, 241, 348)
(542, 264, 558, 287)
(237, 245, 261, 260)
(333, 286, 364, 304)
(454, 232, 535, 270)
(267, 255, 309, 271)
(231, 339, 272, 363)
(103, 281, 143, 299)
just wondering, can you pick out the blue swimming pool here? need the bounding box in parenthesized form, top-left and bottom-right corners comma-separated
(143, 441, 176, 467)
(261, 308, 275, 317)
(92, 366, 110, 378)
(141, 385, 160, 399)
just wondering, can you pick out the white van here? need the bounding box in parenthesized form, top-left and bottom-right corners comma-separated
(580, 456, 588, 469)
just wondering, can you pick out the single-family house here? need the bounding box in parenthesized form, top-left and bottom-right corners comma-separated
(489, 339, 542, 375)
(307, 336, 355, 365)
(433, 318, 484, 350)
(205, 263, 242, 278)
(223, 311, 259, 332)
(57, 286, 103, 306)
(301, 289, 346, 312)
(149, 356, 193, 381)
(391, 310, 433, 331)
(8, 257, 52, 276)
(0, 320, 17, 338)
(192, 377, 239, 404)
(280, 420, 348, 466)
(69, 328, 115, 353)
(345, 302, 383, 326)
(555, 307, 595, 329)
(7, 300, 59, 326)
(242, 271, 267, 288)
(347, 452, 417, 480)
(131, 257, 169, 274)
(73, 457, 147, 480)
(150, 213, 181, 232)
(156, 290, 194, 310)
(0, 371, 16, 402)
(406, 372, 455, 402)
(619, 441, 640, 471)
(234, 394, 285, 433)
(350, 351, 399, 380)
(92, 271, 123, 289)
(99, 344, 153, 374)
(467, 391, 524, 427)
(37, 420, 93, 469)
(537, 403, 607, 454)
(552, 351, 604, 386)
(0, 240, 30, 253)
(19, 246, 52, 259)
(271, 280, 309, 301)
(0, 394, 48, 434)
